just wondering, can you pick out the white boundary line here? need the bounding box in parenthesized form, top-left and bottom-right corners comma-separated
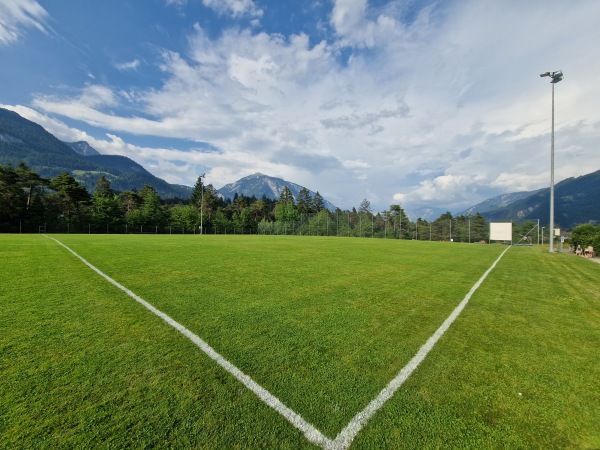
(45, 236, 332, 448)
(46, 235, 509, 449)
(329, 245, 511, 449)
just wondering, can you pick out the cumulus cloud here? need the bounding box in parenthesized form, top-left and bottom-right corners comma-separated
(0, 104, 94, 143)
(329, 0, 431, 50)
(12, 0, 600, 212)
(330, 0, 370, 43)
(394, 174, 485, 210)
(0, 0, 49, 45)
(202, 0, 263, 18)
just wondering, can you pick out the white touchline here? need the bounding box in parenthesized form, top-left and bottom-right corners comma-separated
(46, 235, 509, 449)
(45, 236, 333, 448)
(329, 245, 511, 450)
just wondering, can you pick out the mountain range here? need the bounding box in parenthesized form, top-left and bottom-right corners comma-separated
(460, 189, 544, 216)
(0, 108, 194, 199)
(218, 172, 337, 211)
(1, 107, 598, 228)
(0, 107, 340, 208)
(470, 171, 600, 229)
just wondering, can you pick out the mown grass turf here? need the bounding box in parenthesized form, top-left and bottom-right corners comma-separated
(1, 236, 314, 449)
(354, 246, 600, 449)
(41, 235, 503, 435)
(1, 235, 599, 448)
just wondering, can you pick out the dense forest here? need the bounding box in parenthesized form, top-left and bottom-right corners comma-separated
(1, 162, 566, 243)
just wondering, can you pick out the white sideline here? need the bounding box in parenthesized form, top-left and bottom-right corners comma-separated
(329, 245, 511, 449)
(45, 236, 333, 448)
(47, 235, 509, 449)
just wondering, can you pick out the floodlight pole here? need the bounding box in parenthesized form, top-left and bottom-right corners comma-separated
(550, 79, 556, 252)
(540, 70, 563, 252)
(199, 173, 206, 235)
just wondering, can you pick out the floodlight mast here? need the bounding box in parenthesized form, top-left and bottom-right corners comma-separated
(540, 70, 563, 252)
(200, 173, 206, 235)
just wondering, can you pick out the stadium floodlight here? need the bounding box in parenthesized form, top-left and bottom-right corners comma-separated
(540, 70, 563, 252)
(200, 173, 206, 235)
(551, 71, 563, 83)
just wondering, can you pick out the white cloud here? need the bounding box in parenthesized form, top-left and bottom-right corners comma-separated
(396, 174, 484, 208)
(12, 0, 600, 212)
(114, 59, 141, 71)
(202, 0, 263, 18)
(329, 0, 429, 49)
(0, 0, 48, 45)
(330, 0, 370, 43)
(1, 104, 94, 143)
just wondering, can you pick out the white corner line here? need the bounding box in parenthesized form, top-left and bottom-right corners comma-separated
(329, 245, 511, 450)
(45, 235, 333, 448)
(46, 235, 508, 449)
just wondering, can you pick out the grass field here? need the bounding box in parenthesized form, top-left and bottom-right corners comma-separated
(1, 234, 599, 449)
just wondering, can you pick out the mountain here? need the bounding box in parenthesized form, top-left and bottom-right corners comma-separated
(459, 189, 544, 216)
(66, 141, 101, 156)
(0, 108, 100, 172)
(0, 107, 191, 199)
(218, 172, 337, 211)
(76, 154, 192, 198)
(404, 205, 448, 222)
(470, 170, 600, 229)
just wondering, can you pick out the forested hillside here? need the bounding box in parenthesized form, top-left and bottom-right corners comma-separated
(481, 170, 600, 229)
(0, 109, 101, 173)
(0, 108, 191, 199)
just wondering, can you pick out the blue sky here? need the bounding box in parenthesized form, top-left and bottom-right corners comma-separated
(2, 0, 600, 216)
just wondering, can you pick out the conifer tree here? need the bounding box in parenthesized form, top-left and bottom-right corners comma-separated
(312, 191, 324, 212)
(190, 175, 204, 207)
(94, 175, 114, 198)
(296, 187, 313, 215)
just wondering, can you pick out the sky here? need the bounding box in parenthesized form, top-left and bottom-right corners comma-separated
(1, 0, 599, 216)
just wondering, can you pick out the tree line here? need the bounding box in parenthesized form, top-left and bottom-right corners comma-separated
(1, 162, 512, 242)
(569, 224, 600, 252)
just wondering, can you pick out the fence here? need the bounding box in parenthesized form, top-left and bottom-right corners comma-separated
(3, 218, 489, 243)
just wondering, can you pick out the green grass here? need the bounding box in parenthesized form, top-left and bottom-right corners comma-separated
(1, 234, 599, 449)
(355, 246, 600, 449)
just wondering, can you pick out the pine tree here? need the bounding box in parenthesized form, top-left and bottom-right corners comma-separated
(274, 186, 298, 222)
(140, 185, 164, 225)
(94, 175, 114, 198)
(190, 175, 205, 207)
(279, 186, 294, 203)
(296, 187, 313, 215)
(16, 162, 48, 210)
(49, 172, 91, 230)
(359, 198, 371, 214)
(312, 191, 325, 213)
(471, 213, 488, 242)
